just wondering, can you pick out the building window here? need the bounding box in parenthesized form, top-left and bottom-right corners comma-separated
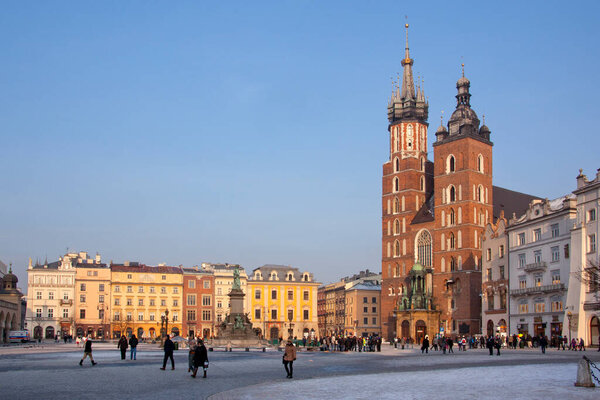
(363, 306, 368, 313)
(589, 234, 597, 253)
(127, 286, 132, 293)
(80, 294, 86, 303)
(287, 290, 293, 300)
(127, 274, 132, 279)
(114, 298, 120, 306)
(447, 155, 455, 173)
(149, 299, 155, 306)
(271, 309, 277, 320)
(534, 301, 545, 313)
(173, 299, 178, 306)
(534, 250, 542, 263)
(114, 285, 120, 293)
(287, 310, 294, 321)
(172, 312, 178, 322)
(372, 306, 377, 313)
(551, 246, 560, 262)
(36, 308, 42, 318)
(161, 287, 166, 294)
(519, 276, 527, 289)
(126, 298, 133, 306)
(518, 233, 525, 246)
(518, 254, 526, 268)
(533, 228, 541, 242)
(126, 312, 132, 321)
(48, 292, 54, 300)
(393, 177, 399, 193)
(551, 224, 559, 238)
(372, 297, 377, 303)
(99, 284, 105, 292)
(303, 291, 309, 301)
(80, 283, 86, 291)
(63, 309, 69, 318)
(138, 299, 144, 306)
(519, 303, 528, 314)
(149, 313, 155, 321)
(138, 286, 144, 293)
(255, 309, 261, 320)
(486, 248, 491, 261)
(162, 275, 166, 280)
(271, 289, 277, 300)
(187, 295, 196, 306)
(363, 297, 368, 304)
(500, 292, 506, 309)
(188, 280, 195, 289)
(217, 288, 222, 295)
(150, 286, 155, 293)
(161, 299, 166, 307)
(172, 287, 178, 294)
(552, 270, 561, 284)
(202, 296, 211, 306)
(77, 309, 85, 319)
(372, 317, 377, 324)
(449, 186, 456, 202)
(99, 295, 104, 303)
(416, 230, 432, 267)
(499, 266, 505, 280)
(364, 317, 368, 324)
(303, 310, 309, 320)
(48, 308, 54, 318)
(589, 209, 596, 222)
(394, 197, 400, 213)
(114, 312, 120, 321)
(204, 280, 211, 289)
(551, 299, 563, 312)
(477, 154, 484, 173)
(187, 310, 196, 321)
(36, 291, 42, 300)
(499, 245, 505, 258)
(534, 274, 543, 287)
(487, 268, 492, 281)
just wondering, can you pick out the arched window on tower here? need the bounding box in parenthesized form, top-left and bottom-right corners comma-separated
(394, 219, 400, 235)
(394, 177, 399, 193)
(394, 197, 400, 214)
(394, 240, 400, 257)
(449, 186, 456, 202)
(450, 208, 455, 226)
(450, 257, 456, 272)
(416, 230, 432, 268)
(407, 125, 414, 149)
(478, 185, 484, 203)
(420, 156, 425, 172)
(449, 233, 455, 249)
(420, 176, 425, 192)
(478, 154, 484, 173)
(447, 155, 456, 173)
(394, 157, 400, 172)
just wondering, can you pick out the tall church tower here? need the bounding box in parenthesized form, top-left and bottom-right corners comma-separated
(381, 24, 433, 338)
(432, 67, 493, 336)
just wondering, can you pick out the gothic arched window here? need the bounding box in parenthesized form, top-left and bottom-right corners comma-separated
(447, 155, 456, 173)
(450, 208, 455, 225)
(478, 154, 484, 173)
(394, 197, 400, 214)
(416, 230, 432, 268)
(393, 177, 399, 193)
(394, 157, 400, 172)
(449, 186, 456, 202)
(449, 233, 455, 249)
(394, 240, 400, 257)
(394, 219, 400, 235)
(450, 257, 456, 272)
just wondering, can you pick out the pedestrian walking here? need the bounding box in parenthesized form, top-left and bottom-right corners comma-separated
(494, 335, 501, 356)
(447, 337, 454, 353)
(79, 336, 97, 366)
(187, 335, 197, 372)
(191, 339, 209, 378)
(129, 334, 138, 360)
(579, 338, 585, 351)
(118, 335, 128, 360)
(160, 335, 175, 370)
(421, 335, 429, 354)
(540, 335, 548, 354)
(283, 340, 297, 378)
(486, 336, 494, 356)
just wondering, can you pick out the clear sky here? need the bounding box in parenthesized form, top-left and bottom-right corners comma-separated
(2, 1, 599, 290)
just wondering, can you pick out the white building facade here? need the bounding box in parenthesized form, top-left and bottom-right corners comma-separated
(482, 214, 509, 337)
(507, 196, 576, 341)
(565, 169, 600, 347)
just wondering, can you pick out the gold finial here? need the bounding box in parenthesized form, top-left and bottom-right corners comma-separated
(461, 63, 465, 77)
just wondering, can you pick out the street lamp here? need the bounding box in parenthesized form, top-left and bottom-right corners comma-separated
(288, 314, 294, 340)
(566, 311, 572, 345)
(160, 309, 170, 347)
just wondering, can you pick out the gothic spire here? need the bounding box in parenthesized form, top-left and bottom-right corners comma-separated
(400, 23, 416, 100)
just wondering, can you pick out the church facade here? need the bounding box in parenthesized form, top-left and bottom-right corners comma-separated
(381, 25, 494, 341)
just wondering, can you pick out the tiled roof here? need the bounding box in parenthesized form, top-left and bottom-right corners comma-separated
(110, 264, 182, 274)
(492, 185, 540, 222)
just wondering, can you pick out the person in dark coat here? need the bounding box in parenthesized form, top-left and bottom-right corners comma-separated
(129, 334, 139, 360)
(191, 339, 209, 378)
(79, 336, 97, 366)
(160, 335, 175, 370)
(421, 336, 430, 354)
(447, 337, 454, 353)
(486, 335, 494, 355)
(118, 335, 128, 360)
(494, 335, 501, 355)
(539, 335, 548, 354)
(283, 340, 297, 378)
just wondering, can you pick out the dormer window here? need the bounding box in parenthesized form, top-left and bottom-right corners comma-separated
(254, 271, 262, 280)
(302, 273, 310, 282)
(287, 272, 294, 281)
(270, 272, 278, 281)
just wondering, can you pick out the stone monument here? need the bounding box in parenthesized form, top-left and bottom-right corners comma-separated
(210, 266, 264, 347)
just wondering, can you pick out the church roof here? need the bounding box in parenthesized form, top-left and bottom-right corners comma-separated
(492, 186, 540, 222)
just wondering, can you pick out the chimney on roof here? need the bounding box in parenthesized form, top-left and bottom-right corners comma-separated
(124, 261, 130, 267)
(95, 253, 101, 264)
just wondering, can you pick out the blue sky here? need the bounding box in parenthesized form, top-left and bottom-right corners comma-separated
(2, 1, 599, 289)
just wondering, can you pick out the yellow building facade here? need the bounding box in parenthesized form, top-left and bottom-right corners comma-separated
(74, 254, 111, 339)
(247, 265, 319, 341)
(110, 263, 183, 339)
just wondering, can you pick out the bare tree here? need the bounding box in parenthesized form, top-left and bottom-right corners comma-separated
(572, 260, 600, 302)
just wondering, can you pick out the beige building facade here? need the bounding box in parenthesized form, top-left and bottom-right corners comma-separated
(201, 263, 247, 325)
(74, 255, 111, 339)
(345, 283, 381, 337)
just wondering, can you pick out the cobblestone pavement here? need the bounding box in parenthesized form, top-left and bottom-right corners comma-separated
(1, 343, 598, 399)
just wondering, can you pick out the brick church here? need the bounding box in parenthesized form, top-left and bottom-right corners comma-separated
(380, 25, 533, 341)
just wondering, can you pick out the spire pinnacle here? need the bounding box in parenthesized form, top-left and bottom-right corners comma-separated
(461, 63, 465, 77)
(400, 20, 415, 100)
(9, 263, 12, 274)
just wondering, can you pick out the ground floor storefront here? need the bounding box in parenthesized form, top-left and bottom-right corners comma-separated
(110, 322, 183, 339)
(395, 309, 441, 344)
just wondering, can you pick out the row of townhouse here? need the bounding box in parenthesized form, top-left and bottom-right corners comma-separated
(482, 168, 600, 347)
(317, 270, 382, 338)
(26, 254, 319, 341)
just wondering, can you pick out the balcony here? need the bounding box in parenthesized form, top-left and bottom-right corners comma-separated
(60, 299, 73, 306)
(510, 283, 565, 296)
(524, 261, 547, 273)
